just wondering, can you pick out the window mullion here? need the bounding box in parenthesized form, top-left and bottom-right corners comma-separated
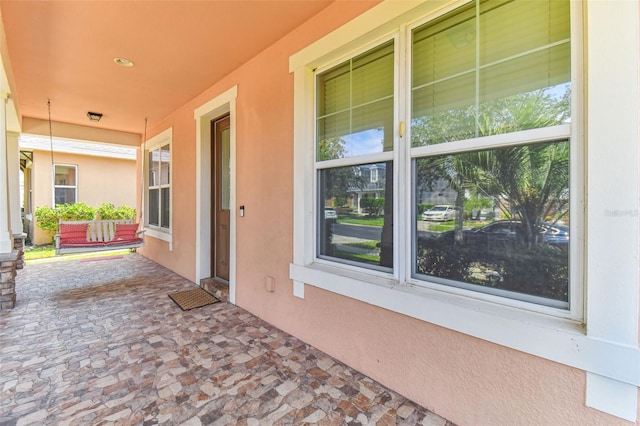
(474, 0, 480, 138)
(396, 29, 409, 283)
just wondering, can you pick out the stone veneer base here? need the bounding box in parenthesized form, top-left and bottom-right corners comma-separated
(0, 250, 18, 310)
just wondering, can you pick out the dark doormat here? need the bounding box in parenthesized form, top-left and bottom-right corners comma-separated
(169, 288, 220, 311)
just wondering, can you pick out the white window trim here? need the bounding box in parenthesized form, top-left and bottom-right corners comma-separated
(52, 163, 78, 206)
(289, 0, 639, 421)
(143, 127, 172, 244)
(194, 85, 238, 305)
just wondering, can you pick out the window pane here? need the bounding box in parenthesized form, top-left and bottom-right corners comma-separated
(149, 151, 159, 187)
(319, 161, 393, 270)
(479, 0, 570, 65)
(54, 188, 76, 205)
(411, 0, 571, 147)
(317, 62, 350, 117)
(411, 73, 476, 145)
(352, 42, 394, 106)
(160, 144, 170, 186)
(149, 188, 159, 226)
(414, 140, 569, 306)
(412, 4, 476, 88)
(317, 41, 394, 160)
(161, 188, 170, 229)
(220, 128, 231, 210)
(54, 165, 76, 186)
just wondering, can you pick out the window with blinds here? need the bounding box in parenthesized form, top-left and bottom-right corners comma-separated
(316, 41, 394, 160)
(316, 40, 395, 271)
(411, 0, 570, 146)
(411, 0, 572, 308)
(311, 0, 574, 309)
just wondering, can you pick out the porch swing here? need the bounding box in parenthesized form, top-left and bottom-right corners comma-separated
(51, 101, 146, 255)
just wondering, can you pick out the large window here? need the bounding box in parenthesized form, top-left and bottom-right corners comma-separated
(145, 129, 172, 234)
(313, 0, 572, 309)
(411, 0, 571, 308)
(53, 164, 77, 205)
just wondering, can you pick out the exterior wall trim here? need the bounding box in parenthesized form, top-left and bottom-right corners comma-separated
(194, 85, 237, 305)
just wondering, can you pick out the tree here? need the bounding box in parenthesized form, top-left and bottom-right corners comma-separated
(317, 137, 346, 161)
(464, 141, 569, 247)
(317, 137, 367, 201)
(413, 87, 570, 247)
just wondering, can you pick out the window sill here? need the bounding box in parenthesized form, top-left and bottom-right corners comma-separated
(144, 227, 172, 243)
(289, 261, 640, 388)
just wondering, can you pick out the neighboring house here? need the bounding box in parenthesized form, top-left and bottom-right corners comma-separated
(1, 1, 640, 425)
(338, 164, 387, 215)
(19, 136, 137, 245)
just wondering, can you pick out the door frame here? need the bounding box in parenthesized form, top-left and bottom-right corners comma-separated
(194, 86, 237, 304)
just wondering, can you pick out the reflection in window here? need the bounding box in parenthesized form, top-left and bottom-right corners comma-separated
(414, 140, 569, 307)
(161, 188, 170, 228)
(318, 162, 393, 270)
(149, 188, 159, 226)
(317, 41, 394, 160)
(160, 145, 170, 185)
(149, 151, 159, 186)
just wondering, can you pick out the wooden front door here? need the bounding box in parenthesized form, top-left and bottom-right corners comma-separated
(212, 116, 230, 282)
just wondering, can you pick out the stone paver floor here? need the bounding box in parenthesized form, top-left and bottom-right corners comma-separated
(0, 253, 451, 425)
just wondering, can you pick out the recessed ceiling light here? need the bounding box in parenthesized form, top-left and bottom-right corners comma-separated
(114, 57, 134, 67)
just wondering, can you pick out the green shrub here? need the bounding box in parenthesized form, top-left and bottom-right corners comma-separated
(96, 203, 136, 220)
(34, 203, 94, 241)
(416, 236, 568, 302)
(33, 205, 60, 238)
(360, 198, 385, 217)
(57, 202, 95, 221)
(34, 202, 136, 242)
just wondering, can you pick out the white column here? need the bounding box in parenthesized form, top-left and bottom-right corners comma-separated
(0, 93, 13, 253)
(7, 131, 22, 235)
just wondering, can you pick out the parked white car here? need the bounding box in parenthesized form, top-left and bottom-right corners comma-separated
(422, 205, 458, 222)
(324, 208, 338, 222)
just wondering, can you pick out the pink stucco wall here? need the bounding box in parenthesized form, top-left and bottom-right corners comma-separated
(138, 2, 638, 424)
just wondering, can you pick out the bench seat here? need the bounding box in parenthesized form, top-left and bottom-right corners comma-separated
(55, 220, 144, 255)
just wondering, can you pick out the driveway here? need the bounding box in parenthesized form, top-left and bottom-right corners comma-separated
(0, 254, 450, 425)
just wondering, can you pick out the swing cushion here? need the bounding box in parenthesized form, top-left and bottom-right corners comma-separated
(113, 223, 139, 241)
(107, 223, 142, 245)
(58, 223, 89, 245)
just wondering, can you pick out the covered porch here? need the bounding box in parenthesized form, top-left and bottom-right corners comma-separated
(0, 254, 448, 425)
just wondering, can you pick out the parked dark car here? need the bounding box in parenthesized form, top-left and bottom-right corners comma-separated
(439, 220, 569, 250)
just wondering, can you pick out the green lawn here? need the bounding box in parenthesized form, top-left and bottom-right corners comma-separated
(334, 249, 380, 264)
(24, 245, 132, 262)
(337, 215, 385, 227)
(343, 241, 379, 250)
(426, 221, 487, 232)
(23, 245, 57, 260)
